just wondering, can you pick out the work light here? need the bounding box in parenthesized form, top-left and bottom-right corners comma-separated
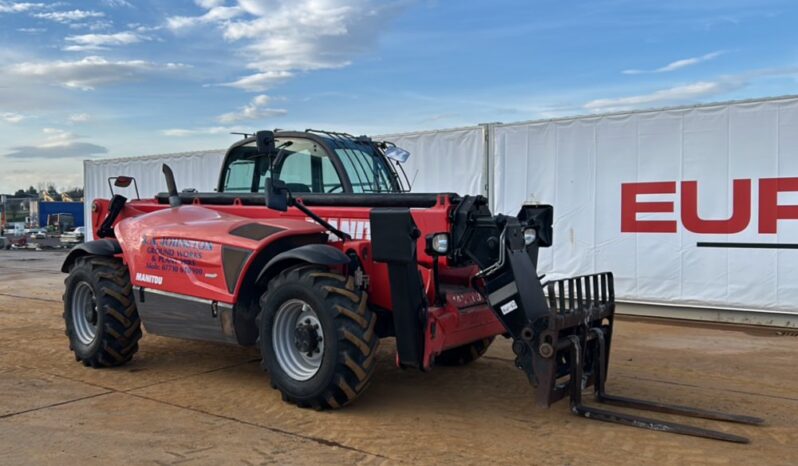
(427, 233, 450, 255)
(523, 227, 537, 246)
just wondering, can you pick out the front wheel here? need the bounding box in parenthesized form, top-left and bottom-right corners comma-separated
(63, 256, 142, 367)
(258, 267, 378, 409)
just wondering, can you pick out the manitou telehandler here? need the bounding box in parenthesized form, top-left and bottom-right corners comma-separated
(62, 129, 763, 442)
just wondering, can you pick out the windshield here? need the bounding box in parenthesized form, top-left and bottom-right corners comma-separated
(221, 135, 401, 193)
(333, 146, 395, 193)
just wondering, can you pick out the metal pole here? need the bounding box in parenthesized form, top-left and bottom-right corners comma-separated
(478, 122, 501, 211)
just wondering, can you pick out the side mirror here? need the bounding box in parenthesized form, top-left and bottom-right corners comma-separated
(256, 130, 275, 155)
(114, 176, 133, 188)
(517, 204, 553, 247)
(385, 146, 410, 163)
(266, 178, 289, 212)
(107, 175, 140, 199)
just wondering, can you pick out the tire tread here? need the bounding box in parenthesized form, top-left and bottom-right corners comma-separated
(260, 266, 379, 409)
(63, 256, 142, 368)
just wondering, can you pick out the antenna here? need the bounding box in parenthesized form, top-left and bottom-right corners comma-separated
(410, 169, 419, 190)
(230, 132, 252, 139)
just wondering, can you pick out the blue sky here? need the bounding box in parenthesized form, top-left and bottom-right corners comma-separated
(0, 0, 797, 192)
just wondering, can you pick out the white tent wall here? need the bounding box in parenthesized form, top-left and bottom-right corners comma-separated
(379, 126, 486, 195)
(78, 96, 797, 324)
(83, 150, 226, 241)
(491, 96, 798, 316)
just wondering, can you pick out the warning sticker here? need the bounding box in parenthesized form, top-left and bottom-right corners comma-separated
(500, 300, 518, 315)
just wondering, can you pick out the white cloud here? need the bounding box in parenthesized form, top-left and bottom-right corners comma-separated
(33, 9, 105, 23)
(623, 51, 725, 75)
(165, 62, 192, 70)
(216, 94, 287, 123)
(41, 127, 77, 146)
(102, 0, 133, 7)
(168, 0, 406, 92)
(1, 112, 26, 123)
(69, 19, 114, 32)
(167, 5, 243, 31)
(221, 70, 293, 92)
(64, 31, 147, 51)
(129, 23, 162, 33)
(3, 128, 108, 159)
(161, 126, 242, 137)
(584, 80, 743, 112)
(68, 113, 90, 123)
(17, 27, 45, 33)
(0, 2, 45, 13)
(195, 0, 225, 8)
(61, 45, 105, 52)
(7, 56, 188, 90)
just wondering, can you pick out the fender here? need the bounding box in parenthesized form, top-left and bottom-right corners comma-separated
(228, 242, 350, 346)
(61, 238, 122, 273)
(255, 243, 351, 285)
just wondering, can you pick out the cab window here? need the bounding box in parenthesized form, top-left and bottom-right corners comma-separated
(275, 142, 343, 193)
(224, 159, 256, 192)
(335, 147, 395, 193)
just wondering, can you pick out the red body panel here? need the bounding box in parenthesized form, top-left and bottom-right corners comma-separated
(92, 194, 504, 368)
(115, 206, 327, 303)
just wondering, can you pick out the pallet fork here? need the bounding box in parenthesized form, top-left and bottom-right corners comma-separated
(482, 218, 764, 443)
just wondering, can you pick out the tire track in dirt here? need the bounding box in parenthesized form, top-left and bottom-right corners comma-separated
(0, 292, 61, 304)
(0, 391, 112, 420)
(0, 265, 63, 275)
(126, 391, 394, 462)
(12, 365, 395, 462)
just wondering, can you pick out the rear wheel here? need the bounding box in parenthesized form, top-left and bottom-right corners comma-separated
(258, 266, 378, 409)
(435, 337, 494, 366)
(63, 256, 142, 367)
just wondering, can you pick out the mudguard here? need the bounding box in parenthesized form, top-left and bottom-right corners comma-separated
(61, 239, 122, 272)
(256, 243, 351, 284)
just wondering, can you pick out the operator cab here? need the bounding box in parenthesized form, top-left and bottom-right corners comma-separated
(219, 130, 407, 195)
(154, 129, 451, 208)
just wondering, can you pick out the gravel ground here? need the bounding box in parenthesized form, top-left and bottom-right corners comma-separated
(1, 249, 796, 465)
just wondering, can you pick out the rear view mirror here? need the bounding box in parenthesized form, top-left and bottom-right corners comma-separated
(517, 204, 554, 247)
(114, 176, 133, 188)
(256, 130, 275, 155)
(266, 178, 289, 212)
(385, 146, 410, 163)
(107, 175, 140, 199)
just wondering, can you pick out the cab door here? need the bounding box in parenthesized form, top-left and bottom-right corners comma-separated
(272, 141, 345, 194)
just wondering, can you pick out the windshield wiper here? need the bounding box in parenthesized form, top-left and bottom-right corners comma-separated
(245, 140, 294, 160)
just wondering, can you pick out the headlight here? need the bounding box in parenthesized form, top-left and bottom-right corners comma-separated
(426, 233, 450, 255)
(523, 228, 537, 246)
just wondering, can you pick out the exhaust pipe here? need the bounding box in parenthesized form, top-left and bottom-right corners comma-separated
(162, 164, 181, 208)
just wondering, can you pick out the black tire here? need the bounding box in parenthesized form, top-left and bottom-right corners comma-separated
(63, 256, 142, 367)
(435, 337, 494, 366)
(258, 266, 378, 409)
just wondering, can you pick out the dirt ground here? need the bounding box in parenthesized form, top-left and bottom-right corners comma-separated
(1, 250, 796, 465)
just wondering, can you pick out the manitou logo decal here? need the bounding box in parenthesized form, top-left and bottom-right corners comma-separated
(621, 177, 798, 234)
(135, 273, 163, 285)
(312, 218, 371, 240)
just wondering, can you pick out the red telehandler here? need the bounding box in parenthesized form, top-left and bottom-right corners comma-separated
(62, 129, 762, 442)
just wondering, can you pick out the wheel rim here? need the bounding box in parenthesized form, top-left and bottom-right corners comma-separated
(272, 299, 325, 381)
(71, 281, 98, 345)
